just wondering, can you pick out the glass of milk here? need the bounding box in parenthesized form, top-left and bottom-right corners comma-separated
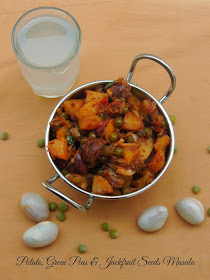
(11, 7, 81, 98)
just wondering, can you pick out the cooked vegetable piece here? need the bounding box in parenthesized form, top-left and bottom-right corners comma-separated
(48, 137, 70, 160)
(107, 100, 126, 117)
(147, 150, 165, 174)
(66, 173, 88, 190)
(81, 139, 103, 163)
(85, 90, 108, 103)
(79, 115, 102, 130)
(138, 138, 153, 161)
(68, 127, 81, 139)
(67, 150, 88, 174)
(122, 143, 140, 164)
(128, 94, 141, 112)
(56, 125, 68, 138)
(116, 167, 135, 176)
(105, 119, 115, 142)
(75, 99, 100, 119)
(151, 112, 164, 127)
(122, 112, 143, 131)
(154, 135, 170, 151)
(120, 175, 133, 189)
(135, 169, 154, 189)
(63, 99, 84, 120)
(139, 100, 156, 116)
(104, 80, 117, 91)
(92, 176, 113, 194)
(103, 168, 124, 188)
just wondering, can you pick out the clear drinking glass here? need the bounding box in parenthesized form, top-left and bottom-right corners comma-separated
(11, 7, 81, 98)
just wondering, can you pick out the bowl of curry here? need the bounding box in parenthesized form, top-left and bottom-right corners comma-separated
(42, 54, 176, 211)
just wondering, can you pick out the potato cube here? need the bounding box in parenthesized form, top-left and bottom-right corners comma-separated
(48, 137, 70, 160)
(139, 137, 153, 161)
(148, 150, 165, 174)
(122, 112, 143, 131)
(63, 99, 84, 120)
(75, 99, 99, 119)
(79, 115, 102, 130)
(56, 125, 68, 138)
(116, 167, 135, 176)
(92, 176, 113, 194)
(85, 90, 108, 103)
(128, 94, 141, 112)
(139, 99, 156, 116)
(154, 135, 170, 151)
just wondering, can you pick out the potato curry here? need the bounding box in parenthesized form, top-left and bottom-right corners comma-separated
(48, 77, 170, 196)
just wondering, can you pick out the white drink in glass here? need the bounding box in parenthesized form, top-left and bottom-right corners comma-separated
(12, 8, 81, 98)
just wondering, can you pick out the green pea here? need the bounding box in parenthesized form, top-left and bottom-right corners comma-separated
(98, 169, 104, 175)
(109, 132, 118, 142)
(174, 146, 178, 153)
(169, 114, 176, 125)
(49, 202, 57, 211)
(114, 147, 124, 157)
(56, 211, 66, 221)
(109, 229, 119, 239)
(37, 138, 45, 147)
(1, 131, 8, 140)
(144, 127, 152, 137)
(103, 147, 111, 157)
(207, 208, 210, 216)
(137, 130, 145, 138)
(80, 137, 88, 144)
(60, 112, 68, 118)
(127, 135, 134, 143)
(120, 97, 126, 101)
(192, 185, 200, 194)
(131, 81, 138, 86)
(89, 132, 97, 139)
(101, 222, 111, 231)
(58, 203, 68, 212)
(114, 118, 123, 128)
(122, 187, 129, 195)
(122, 107, 129, 115)
(208, 146, 210, 153)
(61, 169, 68, 176)
(78, 244, 87, 253)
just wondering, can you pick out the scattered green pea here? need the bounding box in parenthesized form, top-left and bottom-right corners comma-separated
(174, 146, 178, 153)
(36, 138, 45, 148)
(122, 107, 129, 114)
(192, 185, 200, 194)
(169, 114, 176, 125)
(56, 211, 66, 221)
(122, 187, 129, 195)
(131, 81, 138, 86)
(114, 147, 124, 157)
(101, 222, 111, 231)
(49, 202, 57, 211)
(58, 203, 68, 212)
(114, 118, 123, 128)
(78, 244, 87, 253)
(207, 208, 210, 216)
(109, 132, 118, 142)
(208, 146, 210, 153)
(109, 229, 119, 239)
(89, 131, 97, 139)
(1, 131, 8, 140)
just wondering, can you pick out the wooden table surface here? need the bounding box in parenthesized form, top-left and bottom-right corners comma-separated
(1, 0, 210, 279)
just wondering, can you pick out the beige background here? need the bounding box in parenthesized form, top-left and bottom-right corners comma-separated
(0, 0, 210, 279)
